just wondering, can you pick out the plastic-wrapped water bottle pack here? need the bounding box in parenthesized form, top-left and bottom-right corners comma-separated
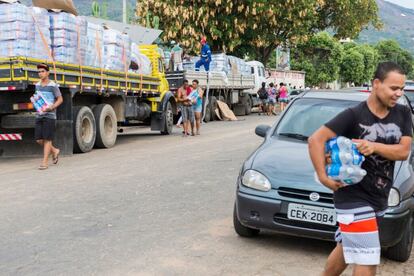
(0, 4, 52, 60)
(103, 29, 131, 71)
(85, 23, 104, 68)
(0, 2, 137, 72)
(325, 136, 367, 185)
(50, 12, 80, 64)
(0, 3, 32, 23)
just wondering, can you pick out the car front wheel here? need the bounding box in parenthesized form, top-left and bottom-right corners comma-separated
(385, 215, 414, 262)
(233, 203, 260, 237)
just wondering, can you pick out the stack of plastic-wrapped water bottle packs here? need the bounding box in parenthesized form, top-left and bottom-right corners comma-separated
(0, 2, 148, 72)
(325, 136, 367, 185)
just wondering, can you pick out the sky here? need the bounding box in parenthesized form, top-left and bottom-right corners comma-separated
(386, 0, 414, 9)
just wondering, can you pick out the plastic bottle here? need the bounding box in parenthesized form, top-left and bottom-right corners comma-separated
(352, 144, 365, 166)
(326, 164, 367, 185)
(326, 164, 353, 180)
(326, 136, 352, 154)
(331, 151, 353, 165)
(343, 167, 367, 185)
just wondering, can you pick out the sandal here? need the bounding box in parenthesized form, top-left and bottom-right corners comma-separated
(38, 165, 48, 170)
(53, 149, 60, 165)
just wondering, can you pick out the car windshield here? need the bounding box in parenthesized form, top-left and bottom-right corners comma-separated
(275, 98, 358, 139)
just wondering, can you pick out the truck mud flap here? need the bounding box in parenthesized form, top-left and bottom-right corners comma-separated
(150, 111, 163, 131)
(0, 120, 73, 158)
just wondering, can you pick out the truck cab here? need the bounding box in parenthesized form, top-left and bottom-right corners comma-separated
(246, 61, 266, 106)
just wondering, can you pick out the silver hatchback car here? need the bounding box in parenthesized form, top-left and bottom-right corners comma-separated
(234, 91, 414, 262)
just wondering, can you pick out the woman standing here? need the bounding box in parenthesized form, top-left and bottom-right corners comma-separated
(267, 83, 277, 116)
(278, 82, 288, 112)
(189, 79, 204, 135)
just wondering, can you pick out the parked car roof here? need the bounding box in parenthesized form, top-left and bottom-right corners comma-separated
(301, 91, 370, 102)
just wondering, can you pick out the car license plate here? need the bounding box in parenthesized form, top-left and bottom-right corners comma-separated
(287, 203, 336, 226)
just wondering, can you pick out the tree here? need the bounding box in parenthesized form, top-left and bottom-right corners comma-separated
(340, 49, 365, 85)
(136, 1, 380, 65)
(409, 63, 414, 80)
(355, 44, 378, 83)
(291, 32, 343, 87)
(375, 40, 414, 77)
(340, 43, 378, 84)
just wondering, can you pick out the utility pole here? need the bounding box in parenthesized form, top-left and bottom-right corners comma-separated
(123, 0, 127, 23)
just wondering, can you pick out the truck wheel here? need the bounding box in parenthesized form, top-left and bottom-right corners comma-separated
(210, 96, 218, 121)
(233, 104, 246, 116)
(203, 102, 211, 123)
(73, 106, 96, 153)
(161, 102, 173, 135)
(245, 96, 253, 115)
(93, 104, 117, 149)
(233, 203, 260, 237)
(386, 215, 414, 262)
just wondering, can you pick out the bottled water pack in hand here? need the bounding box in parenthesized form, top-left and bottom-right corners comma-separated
(326, 164, 367, 185)
(30, 91, 51, 115)
(325, 136, 366, 185)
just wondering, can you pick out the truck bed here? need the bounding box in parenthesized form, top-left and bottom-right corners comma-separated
(166, 70, 254, 91)
(0, 57, 161, 96)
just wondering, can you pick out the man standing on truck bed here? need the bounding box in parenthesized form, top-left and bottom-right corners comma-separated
(34, 64, 63, 170)
(195, 37, 211, 72)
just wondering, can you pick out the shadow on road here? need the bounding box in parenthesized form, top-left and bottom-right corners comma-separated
(243, 230, 335, 253)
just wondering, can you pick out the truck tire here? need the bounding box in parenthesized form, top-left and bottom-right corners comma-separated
(161, 101, 173, 135)
(210, 96, 218, 121)
(233, 104, 246, 116)
(93, 104, 117, 149)
(233, 203, 260, 237)
(245, 96, 253, 115)
(385, 215, 414, 262)
(203, 101, 211, 123)
(73, 106, 96, 153)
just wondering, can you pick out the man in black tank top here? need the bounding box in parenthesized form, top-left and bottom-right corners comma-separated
(308, 62, 412, 276)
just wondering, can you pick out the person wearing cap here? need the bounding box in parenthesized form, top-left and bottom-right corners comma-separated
(195, 37, 212, 72)
(33, 63, 63, 170)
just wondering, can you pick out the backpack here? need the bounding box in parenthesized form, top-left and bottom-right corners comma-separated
(258, 88, 268, 99)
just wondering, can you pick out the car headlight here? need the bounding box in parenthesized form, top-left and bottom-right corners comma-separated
(388, 188, 400, 207)
(241, 170, 271, 192)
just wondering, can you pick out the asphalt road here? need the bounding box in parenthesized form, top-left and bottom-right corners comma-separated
(0, 114, 413, 276)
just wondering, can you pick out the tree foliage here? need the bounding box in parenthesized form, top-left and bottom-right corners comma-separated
(375, 40, 414, 77)
(339, 43, 378, 84)
(136, 0, 380, 64)
(291, 32, 343, 86)
(340, 49, 365, 84)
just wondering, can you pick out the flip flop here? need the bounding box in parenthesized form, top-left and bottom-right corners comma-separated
(53, 150, 60, 165)
(38, 165, 48, 170)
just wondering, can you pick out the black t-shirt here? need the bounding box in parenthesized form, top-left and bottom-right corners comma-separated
(325, 101, 413, 211)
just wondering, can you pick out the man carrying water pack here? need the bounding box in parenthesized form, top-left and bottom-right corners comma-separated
(308, 62, 412, 276)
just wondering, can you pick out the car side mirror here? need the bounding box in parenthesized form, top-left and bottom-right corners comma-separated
(255, 125, 271, 138)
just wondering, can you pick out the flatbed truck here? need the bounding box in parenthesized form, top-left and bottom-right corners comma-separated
(0, 45, 177, 157)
